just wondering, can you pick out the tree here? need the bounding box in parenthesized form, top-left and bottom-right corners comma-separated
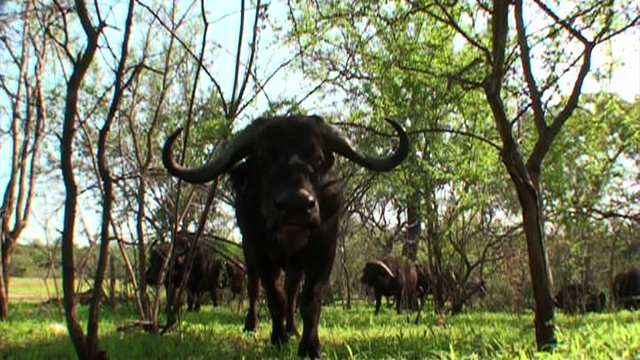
(0, 0, 48, 320)
(478, 1, 637, 349)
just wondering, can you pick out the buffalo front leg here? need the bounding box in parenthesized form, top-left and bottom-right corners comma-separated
(187, 292, 196, 312)
(209, 286, 219, 307)
(261, 269, 288, 346)
(297, 280, 327, 358)
(243, 271, 260, 332)
(395, 288, 403, 314)
(285, 270, 304, 337)
(374, 292, 382, 315)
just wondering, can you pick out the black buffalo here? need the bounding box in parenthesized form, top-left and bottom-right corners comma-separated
(612, 268, 640, 310)
(222, 260, 246, 302)
(415, 263, 432, 307)
(360, 255, 420, 315)
(162, 115, 408, 358)
(553, 283, 606, 314)
(145, 232, 223, 312)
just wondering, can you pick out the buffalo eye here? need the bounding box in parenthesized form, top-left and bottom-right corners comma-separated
(313, 154, 324, 168)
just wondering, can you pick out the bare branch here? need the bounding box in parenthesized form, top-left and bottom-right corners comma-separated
(533, 0, 588, 44)
(514, 0, 545, 135)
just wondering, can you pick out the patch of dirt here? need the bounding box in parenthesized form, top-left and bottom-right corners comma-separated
(9, 293, 51, 300)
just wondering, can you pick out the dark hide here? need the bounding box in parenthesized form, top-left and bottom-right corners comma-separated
(222, 261, 246, 302)
(553, 283, 606, 314)
(163, 115, 408, 358)
(145, 233, 223, 312)
(613, 268, 640, 310)
(360, 256, 420, 315)
(415, 263, 432, 307)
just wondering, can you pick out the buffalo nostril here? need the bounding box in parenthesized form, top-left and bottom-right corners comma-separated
(303, 193, 315, 210)
(275, 190, 316, 212)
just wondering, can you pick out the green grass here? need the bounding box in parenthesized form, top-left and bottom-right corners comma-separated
(0, 300, 638, 359)
(9, 277, 67, 299)
(9, 277, 117, 300)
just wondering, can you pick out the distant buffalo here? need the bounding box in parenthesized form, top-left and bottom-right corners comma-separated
(222, 260, 246, 302)
(554, 283, 606, 314)
(612, 268, 640, 310)
(360, 255, 420, 314)
(415, 263, 432, 307)
(145, 232, 222, 312)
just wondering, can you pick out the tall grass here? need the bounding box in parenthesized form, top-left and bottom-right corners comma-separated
(0, 301, 638, 359)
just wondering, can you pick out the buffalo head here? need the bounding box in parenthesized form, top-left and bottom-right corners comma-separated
(163, 115, 409, 249)
(145, 237, 191, 286)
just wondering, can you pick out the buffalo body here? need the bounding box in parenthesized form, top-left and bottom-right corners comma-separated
(613, 268, 640, 310)
(162, 115, 409, 358)
(554, 283, 606, 314)
(360, 255, 421, 314)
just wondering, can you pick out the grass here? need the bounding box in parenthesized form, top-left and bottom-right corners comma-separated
(9, 277, 118, 301)
(0, 299, 639, 360)
(9, 277, 67, 300)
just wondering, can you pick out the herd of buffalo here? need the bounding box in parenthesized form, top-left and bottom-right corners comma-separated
(149, 115, 639, 358)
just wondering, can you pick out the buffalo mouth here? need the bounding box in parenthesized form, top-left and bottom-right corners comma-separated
(274, 223, 313, 251)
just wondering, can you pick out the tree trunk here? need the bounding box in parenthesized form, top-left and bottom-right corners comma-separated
(505, 160, 556, 351)
(136, 176, 150, 319)
(60, 0, 101, 357)
(1, 241, 11, 295)
(425, 193, 446, 312)
(0, 272, 7, 319)
(109, 253, 116, 309)
(402, 191, 421, 261)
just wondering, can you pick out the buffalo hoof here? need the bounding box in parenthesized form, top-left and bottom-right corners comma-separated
(270, 331, 289, 346)
(297, 339, 321, 359)
(286, 324, 300, 337)
(243, 316, 257, 332)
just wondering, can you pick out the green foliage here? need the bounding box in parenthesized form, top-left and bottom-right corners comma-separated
(1, 302, 638, 359)
(542, 93, 640, 285)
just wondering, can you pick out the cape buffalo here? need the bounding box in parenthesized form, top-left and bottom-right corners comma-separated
(360, 255, 420, 315)
(222, 260, 246, 302)
(613, 268, 640, 310)
(145, 232, 223, 312)
(415, 263, 432, 307)
(553, 283, 606, 314)
(162, 115, 408, 358)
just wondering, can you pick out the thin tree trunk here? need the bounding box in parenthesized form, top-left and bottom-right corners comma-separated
(0, 270, 7, 319)
(505, 160, 556, 350)
(402, 191, 421, 261)
(136, 175, 150, 318)
(1, 243, 11, 295)
(60, 0, 101, 357)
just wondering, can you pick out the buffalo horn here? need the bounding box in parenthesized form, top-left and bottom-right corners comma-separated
(369, 260, 395, 278)
(320, 118, 409, 172)
(161, 119, 268, 184)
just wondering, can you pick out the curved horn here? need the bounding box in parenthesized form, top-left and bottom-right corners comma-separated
(321, 118, 409, 171)
(162, 119, 268, 184)
(368, 260, 395, 278)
